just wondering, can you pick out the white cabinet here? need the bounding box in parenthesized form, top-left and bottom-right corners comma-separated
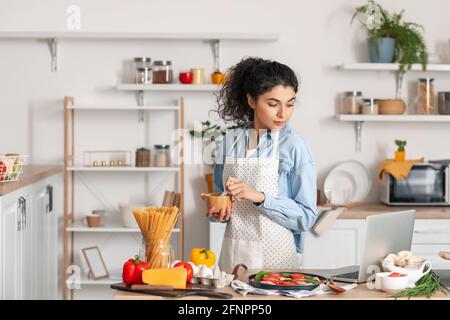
(302, 220, 365, 269)
(0, 175, 59, 300)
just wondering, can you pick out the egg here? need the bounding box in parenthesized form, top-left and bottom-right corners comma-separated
(198, 264, 213, 278)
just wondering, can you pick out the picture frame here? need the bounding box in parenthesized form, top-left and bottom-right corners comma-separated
(81, 246, 109, 280)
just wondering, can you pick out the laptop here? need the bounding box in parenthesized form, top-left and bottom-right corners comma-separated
(331, 210, 416, 283)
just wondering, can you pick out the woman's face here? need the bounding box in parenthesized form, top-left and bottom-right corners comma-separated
(247, 85, 296, 130)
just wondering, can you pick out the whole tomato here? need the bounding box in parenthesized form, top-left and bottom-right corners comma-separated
(122, 255, 149, 286)
(174, 261, 194, 284)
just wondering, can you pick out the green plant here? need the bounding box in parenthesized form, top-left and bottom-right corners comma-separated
(392, 270, 449, 299)
(189, 120, 241, 166)
(395, 139, 407, 152)
(351, 0, 428, 71)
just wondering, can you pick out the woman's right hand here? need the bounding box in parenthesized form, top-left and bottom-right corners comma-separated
(200, 193, 232, 222)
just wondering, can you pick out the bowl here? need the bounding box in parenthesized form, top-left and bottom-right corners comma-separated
(384, 260, 431, 287)
(378, 99, 406, 115)
(204, 193, 232, 214)
(375, 272, 409, 293)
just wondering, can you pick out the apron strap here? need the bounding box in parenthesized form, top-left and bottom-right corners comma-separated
(270, 130, 280, 159)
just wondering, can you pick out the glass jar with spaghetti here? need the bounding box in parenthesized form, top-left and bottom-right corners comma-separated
(417, 78, 435, 114)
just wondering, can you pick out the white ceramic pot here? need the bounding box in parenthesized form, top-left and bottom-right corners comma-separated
(119, 202, 144, 228)
(385, 260, 432, 288)
(375, 272, 409, 293)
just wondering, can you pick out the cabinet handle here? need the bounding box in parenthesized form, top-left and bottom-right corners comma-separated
(46, 184, 53, 213)
(414, 229, 450, 234)
(17, 197, 25, 231)
(22, 197, 27, 230)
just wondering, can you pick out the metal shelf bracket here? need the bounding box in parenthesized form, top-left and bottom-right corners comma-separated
(211, 39, 220, 72)
(50, 38, 58, 72)
(354, 121, 363, 153)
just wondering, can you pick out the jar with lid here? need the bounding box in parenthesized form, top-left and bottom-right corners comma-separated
(134, 57, 152, 69)
(340, 91, 363, 114)
(135, 147, 150, 167)
(418, 78, 435, 114)
(135, 67, 152, 84)
(152, 60, 173, 84)
(361, 98, 379, 115)
(154, 145, 171, 167)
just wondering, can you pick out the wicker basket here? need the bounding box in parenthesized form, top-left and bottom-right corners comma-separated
(0, 154, 28, 183)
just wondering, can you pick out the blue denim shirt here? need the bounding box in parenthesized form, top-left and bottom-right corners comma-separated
(212, 123, 317, 253)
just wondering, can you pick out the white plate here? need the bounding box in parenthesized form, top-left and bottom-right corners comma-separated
(324, 160, 371, 204)
(323, 170, 357, 205)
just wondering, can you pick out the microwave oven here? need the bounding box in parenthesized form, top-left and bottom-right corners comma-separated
(380, 162, 450, 206)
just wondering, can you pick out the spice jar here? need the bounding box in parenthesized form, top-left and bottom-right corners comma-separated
(134, 57, 152, 69)
(361, 98, 379, 115)
(154, 145, 171, 167)
(191, 68, 205, 84)
(136, 148, 150, 167)
(418, 78, 435, 114)
(135, 67, 152, 84)
(341, 91, 363, 114)
(152, 60, 173, 84)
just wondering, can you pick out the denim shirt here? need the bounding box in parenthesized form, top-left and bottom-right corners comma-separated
(212, 123, 317, 253)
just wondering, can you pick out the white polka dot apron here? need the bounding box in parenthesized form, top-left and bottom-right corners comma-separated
(218, 130, 300, 271)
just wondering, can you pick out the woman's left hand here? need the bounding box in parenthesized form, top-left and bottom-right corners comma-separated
(225, 176, 265, 204)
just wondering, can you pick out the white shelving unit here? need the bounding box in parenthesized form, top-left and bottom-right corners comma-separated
(117, 84, 219, 92)
(337, 62, 450, 152)
(63, 96, 185, 298)
(0, 31, 279, 72)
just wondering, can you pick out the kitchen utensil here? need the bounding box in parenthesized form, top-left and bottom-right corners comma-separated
(111, 283, 233, 299)
(247, 272, 326, 291)
(325, 160, 372, 204)
(326, 277, 346, 294)
(438, 92, 450, 115)
(323, 170, 357, 205)
(378, 99, 406, 115)
(204, 192, 232, 214)
(131, 283, 213, 291)
(439, 251, 450, 260)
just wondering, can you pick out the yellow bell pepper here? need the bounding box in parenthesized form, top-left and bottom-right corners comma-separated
(190, 248, 216, 267)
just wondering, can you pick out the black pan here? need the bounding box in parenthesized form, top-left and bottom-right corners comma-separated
(248, 272, 326, 291)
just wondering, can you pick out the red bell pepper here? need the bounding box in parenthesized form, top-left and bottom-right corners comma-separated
(122, 255, 149, 286)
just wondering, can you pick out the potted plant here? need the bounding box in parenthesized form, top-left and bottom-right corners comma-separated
(190, 121, 240, 193)
(394, 139, 407, 162)
(352, 0, 428, 71)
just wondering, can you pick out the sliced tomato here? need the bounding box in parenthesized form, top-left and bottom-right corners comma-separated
(277, 281, 297, 286)
(291, 273, 305, 279)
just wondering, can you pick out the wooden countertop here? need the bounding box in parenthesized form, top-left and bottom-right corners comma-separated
(0, 165, 62, 196)
(114, 268, 449, 300)
(335, 203, 450, 219)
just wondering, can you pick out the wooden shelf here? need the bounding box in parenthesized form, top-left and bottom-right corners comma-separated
(67, 222, 180, 233)
(339, 63, 450, 72)
(67, 105, 180, 111)
(66, 166, 180, 172)
(336, 114, 450, 122)
(0, 31, 279, 41)
(117, 83, 219, 92)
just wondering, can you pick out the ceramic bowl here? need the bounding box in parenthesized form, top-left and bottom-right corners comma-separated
(378, 99, 406, 115)
(375, 272, 409, 293)
(204, 193, 232, 214)
(384, 260, 431, 287)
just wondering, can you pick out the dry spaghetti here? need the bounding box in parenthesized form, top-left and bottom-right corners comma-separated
(133, 207, 179, 268)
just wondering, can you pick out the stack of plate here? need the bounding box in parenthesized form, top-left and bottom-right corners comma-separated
(323, 160, 372, 205)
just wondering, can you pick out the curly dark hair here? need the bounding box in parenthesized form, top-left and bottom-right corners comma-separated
(216, 57, 299, 126)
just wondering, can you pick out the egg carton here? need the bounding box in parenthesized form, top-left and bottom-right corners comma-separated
(190, 273, 235, 288)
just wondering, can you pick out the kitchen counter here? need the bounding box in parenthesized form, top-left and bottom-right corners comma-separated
(0, 165, 63, 196)
(114, 268, 450, 300)
(337, 203, 450, 219)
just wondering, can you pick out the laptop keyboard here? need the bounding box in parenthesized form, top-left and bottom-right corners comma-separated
(334, 271, 359, 279)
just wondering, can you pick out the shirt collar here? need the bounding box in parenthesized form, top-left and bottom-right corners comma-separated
(244, 122, 291, 139)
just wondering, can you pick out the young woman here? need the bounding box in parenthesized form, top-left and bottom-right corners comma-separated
(201, 57, 317, 271)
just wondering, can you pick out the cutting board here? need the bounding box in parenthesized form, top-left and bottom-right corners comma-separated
(111, 283, 233, 299)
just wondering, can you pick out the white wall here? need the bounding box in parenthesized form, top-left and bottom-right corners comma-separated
(1, 0, 450, 297)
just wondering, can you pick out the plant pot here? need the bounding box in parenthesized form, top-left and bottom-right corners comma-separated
(395, 151, 406, 162)
(368, 37, 396, 63)
(205, 173, 214, 193)
(379, 99, 406, 115)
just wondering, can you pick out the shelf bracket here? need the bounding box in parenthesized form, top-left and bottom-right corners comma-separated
(354, 121, 363, 153)
(212, 39, 220, 72)
(49, 38, 58, 72)
(395, 70, 405, 100)
(137, 90, 144, 123)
